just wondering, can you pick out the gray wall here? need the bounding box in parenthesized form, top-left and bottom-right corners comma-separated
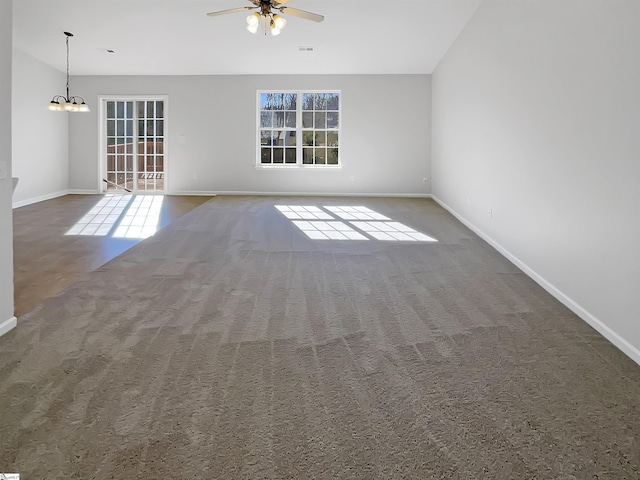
(432, 0, 640, 362)
(0, 0, 15, 335)
(12, 48, 69, 207)
(69, 75, 431, 196)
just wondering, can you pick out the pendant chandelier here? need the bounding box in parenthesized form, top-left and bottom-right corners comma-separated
(48, 32, 89, 112)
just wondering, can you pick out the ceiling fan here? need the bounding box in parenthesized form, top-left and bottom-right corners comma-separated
(207, 0, 324, 35)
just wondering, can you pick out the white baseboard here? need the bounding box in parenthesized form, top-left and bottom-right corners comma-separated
(0, 316, 17, 338)
(173, 190, 432, 198)
(432, 195, 640, 367)
(12, 190, 69, 209)
(67, 189, 100, 195)
(169, 191, 218, 196)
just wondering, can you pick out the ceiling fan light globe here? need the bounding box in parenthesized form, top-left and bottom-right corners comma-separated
(270, 26, 281, 36)
(273, 14, 286, 30)
(247, 23, 259, 34)
(246, 13, 260, 26)
(78, 103, 90, 112)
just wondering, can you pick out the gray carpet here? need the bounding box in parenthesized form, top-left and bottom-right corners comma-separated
(1, 196, 639, 478)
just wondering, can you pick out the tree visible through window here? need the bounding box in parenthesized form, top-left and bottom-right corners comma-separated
(258, 91, 340, 166)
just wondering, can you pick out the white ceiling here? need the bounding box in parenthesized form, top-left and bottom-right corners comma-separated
(13, 0, 482, 76)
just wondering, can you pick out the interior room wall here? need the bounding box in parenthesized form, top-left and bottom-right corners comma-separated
(431, 0, 640, 362)
(68, 74, 431, 196)
(12, 48, 69, 207)
(0, 0, 16, 336)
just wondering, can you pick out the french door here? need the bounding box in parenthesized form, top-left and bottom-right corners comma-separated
(101, 97, 166, 193)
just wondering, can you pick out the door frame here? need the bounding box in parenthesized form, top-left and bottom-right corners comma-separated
(97, 95, 169, 194)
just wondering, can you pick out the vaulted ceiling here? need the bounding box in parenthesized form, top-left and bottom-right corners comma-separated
(13, 0, 482, 76)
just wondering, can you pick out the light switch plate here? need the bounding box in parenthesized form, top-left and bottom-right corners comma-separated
(0, 161, 7, 180)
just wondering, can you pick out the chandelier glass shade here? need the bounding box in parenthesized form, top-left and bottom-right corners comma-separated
(48, 32, 90, 113)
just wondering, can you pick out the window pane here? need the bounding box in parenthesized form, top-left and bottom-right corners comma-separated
(147, 101, 154, 118)
(107, 137, 115, 146)
(285, 112, 296, 128)
(137, 101, 145, 118)
(107, 102, 115, 118)
(315, 131, 326, 146)
(273, 131, 285, 147)
(285, 93, 297, 110)
(107, 154, 115, 170)
(126, 120, 133, 135)
(327, 112, 339, 128)
(273, 148, 284, 163)
(315, 148, 326, 164)
(117, 120, 125, 136)
(315, 112, 326, 129)
(260, 93, 271, 110)
(126, 138, 133, 154)
(262, 93, 284, 110)
(327, 131, 339, 147)
(156, 120, 164, 136)
(327, 148, 339, 165)
(147, 120, 154, 135)
(156, 141, 164, 155)
(125, 102, 133, 118)
(302, 112, 313, 128)
(303, 148, 314, 164)
(302, 93, 314, 110)
(302, 131, 314, 146)
(261, 148, 271, 164)
(274, 111, 285, 128)
(326, 93, 339, 110)
(116, 102, 124, 118)
(284, 131, 296, 146)
(285, 148, 296, 163)
(314, 94, 327, 110)
(107, 120, 115, 136)
(260, 111, 272, 128)
(260, 130, 272, 145)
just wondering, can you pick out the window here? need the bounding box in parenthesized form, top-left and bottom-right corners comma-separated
(258, 91, 340, 167)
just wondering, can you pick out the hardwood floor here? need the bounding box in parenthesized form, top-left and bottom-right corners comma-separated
(12, 194, 213, 317)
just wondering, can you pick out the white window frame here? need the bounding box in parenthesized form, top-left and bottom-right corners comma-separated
(256, 90, 341, 169)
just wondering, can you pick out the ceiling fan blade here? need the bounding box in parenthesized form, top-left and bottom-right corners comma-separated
(272, 0, 292, 5)
(206, 6, 253, 17)
(280, 6, 324, 22)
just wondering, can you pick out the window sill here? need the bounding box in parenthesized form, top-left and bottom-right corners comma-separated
(255, 164, 342, 170)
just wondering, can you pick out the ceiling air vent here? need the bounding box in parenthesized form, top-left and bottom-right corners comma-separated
(298, 46, 314, 53)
